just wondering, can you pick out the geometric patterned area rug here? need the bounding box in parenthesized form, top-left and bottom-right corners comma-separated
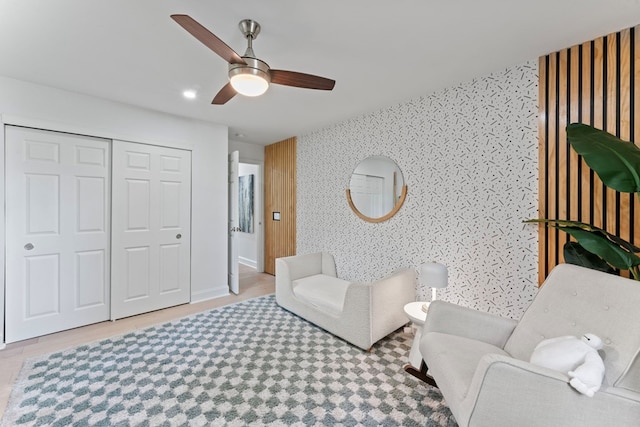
(1, 295, 457, 426)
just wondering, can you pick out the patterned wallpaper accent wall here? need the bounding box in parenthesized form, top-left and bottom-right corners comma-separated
(297, 60, 539, 319)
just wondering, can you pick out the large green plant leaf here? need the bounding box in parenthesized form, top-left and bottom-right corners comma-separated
(555, 226, 640, 270)
(563, 241, 615, 274)
(525, 218, 640, 272)
(525, 219, 640, 252)
(566, 123, 640, 193)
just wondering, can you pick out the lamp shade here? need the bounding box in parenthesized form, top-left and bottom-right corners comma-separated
(419, 262, 448, 289)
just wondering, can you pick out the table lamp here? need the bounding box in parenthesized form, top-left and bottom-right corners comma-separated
(419, 261, 448, 303)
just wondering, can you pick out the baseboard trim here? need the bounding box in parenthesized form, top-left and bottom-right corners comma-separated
(190, 287, 229, 304)
(238, 257, 257, 269)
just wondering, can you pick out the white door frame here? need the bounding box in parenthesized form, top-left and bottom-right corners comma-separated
(0, 117, 6, 349)
(236, 157, 264, 273)
(228, 151, 240, 294)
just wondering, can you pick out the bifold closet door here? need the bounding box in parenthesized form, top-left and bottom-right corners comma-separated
(111, 141, 192, 320)
(5, 126, 111, 343)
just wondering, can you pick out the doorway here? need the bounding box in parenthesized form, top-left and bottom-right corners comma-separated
(237, 163, 261, 268)
(229, 159, 264, 294)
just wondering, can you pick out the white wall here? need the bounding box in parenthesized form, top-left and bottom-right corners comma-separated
(0, 75, 229, 336)
(298, 61, 539, 319)
(237, 163, 260, 268)
(229, 139, 264, 163)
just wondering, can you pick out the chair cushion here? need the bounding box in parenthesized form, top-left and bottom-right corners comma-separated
(422, 332, 509, 403)
(292, 274, 352, 316)
(503, 264, 640, 390)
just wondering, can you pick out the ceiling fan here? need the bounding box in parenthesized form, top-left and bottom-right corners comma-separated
(170, 15, 336, 104)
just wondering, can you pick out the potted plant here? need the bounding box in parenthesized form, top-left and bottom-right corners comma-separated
(526, 123, 640, 280)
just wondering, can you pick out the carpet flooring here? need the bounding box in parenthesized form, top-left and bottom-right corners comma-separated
(1, 295, 456, 426)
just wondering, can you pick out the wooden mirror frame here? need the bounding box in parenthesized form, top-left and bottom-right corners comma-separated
(346, 184, 408, 223)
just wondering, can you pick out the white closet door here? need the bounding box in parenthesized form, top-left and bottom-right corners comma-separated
(111, 140, 191, 320)
(5, 126, 111, 343)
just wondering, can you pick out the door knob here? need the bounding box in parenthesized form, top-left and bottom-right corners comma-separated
(176, 234, 182, 239)
(24, 243, 34, 250)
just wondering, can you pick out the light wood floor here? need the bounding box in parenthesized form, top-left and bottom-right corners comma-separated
(0, 264, 274, 419)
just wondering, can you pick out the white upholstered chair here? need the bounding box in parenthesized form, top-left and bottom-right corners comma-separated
(419, 264, 640, 427)
(275, 252, 415, 350)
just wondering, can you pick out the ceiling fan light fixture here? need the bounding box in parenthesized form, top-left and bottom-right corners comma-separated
(230, 73, 269, 97)
(228, 56, 271, 97)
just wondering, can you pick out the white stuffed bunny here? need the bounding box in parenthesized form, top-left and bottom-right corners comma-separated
(530, 333, 605, 397)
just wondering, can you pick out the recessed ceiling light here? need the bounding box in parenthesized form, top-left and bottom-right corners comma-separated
(234, 133, 245, 138)
(183, 90, 197, 99)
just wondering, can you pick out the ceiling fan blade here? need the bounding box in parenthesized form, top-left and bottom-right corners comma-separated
(171, 14, 246, 65)
(270, 70, 335, 91)
(212, 83, 237, 105)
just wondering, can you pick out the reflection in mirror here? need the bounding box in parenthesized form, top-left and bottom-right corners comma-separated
(346, 156, 407, 223)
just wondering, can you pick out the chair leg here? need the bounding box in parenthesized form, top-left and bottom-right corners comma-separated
(404, 360, 438, 387)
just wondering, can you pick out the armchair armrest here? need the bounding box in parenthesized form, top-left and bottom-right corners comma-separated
(423, 300, 517, 349)
(369, 267, 416, 317)
(275, 258, 294, 296)
(275, 256, 316, 308)
(342, 268, 415, 311)
(275, 252, 335, 296)
(459, 353, 640, 427)
(341, 268, 416, 348)
(276, 253, 330, 281)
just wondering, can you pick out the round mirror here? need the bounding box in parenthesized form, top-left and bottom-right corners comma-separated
(346, 156, 407, 223)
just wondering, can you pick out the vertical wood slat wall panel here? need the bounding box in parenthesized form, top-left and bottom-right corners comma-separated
(538, 25, 639, 284)
(635, 28, 640, 242)
(558, 49, 569, 254)
(569, 46, 581, 226)
(619, 31, 632, 252)
(605, 33, 619, 238)
(579, 42, 593, 227)
(547, 53, 558, 274)
(538, 56, 548, 280)
(264, 137, 297, 275)
(592, 38, 605, 231)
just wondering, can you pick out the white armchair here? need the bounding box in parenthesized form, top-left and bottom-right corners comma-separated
(419, 264, 640, 427)
(275, 252, 415, 350)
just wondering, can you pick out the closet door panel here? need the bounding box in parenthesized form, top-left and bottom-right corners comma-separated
(111, 140, 191, 320)
(5, 126, 110, 343)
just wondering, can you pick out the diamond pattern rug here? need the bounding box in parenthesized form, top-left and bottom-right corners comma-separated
(1, 295, 456, 426)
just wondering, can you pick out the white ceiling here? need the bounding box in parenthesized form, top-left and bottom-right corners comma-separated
(1, 1, 639, 145)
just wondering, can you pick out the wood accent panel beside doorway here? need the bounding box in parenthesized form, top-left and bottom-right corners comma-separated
(264, 137, 296, 274)
(538, 25, 639, 284)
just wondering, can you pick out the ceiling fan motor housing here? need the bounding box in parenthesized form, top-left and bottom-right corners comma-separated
(239, 19, 261, 40)
(228, 57, 271, 83)
(228, 19, 271, 88)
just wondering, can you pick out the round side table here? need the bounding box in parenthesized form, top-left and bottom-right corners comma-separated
(404, 301, 428, 368)
(403, 301, 437, 386)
